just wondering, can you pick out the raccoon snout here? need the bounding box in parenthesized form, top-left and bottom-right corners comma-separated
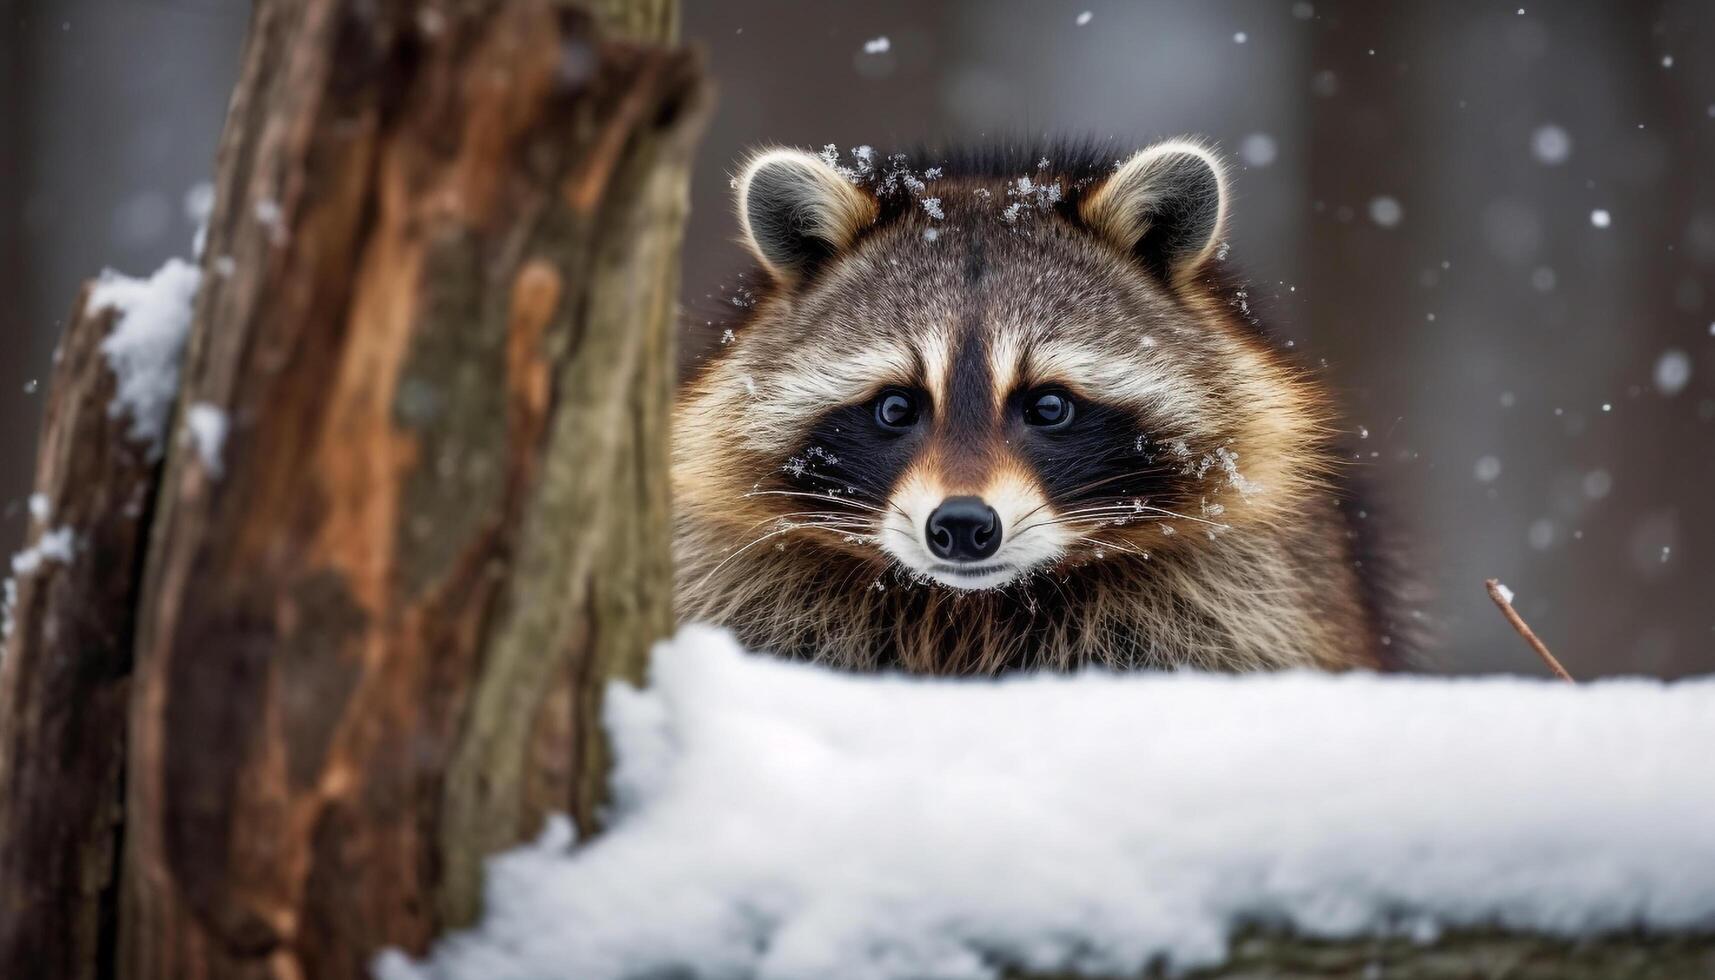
(925, 496, 1002, 562)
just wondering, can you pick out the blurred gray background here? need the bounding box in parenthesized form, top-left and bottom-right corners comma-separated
(3, 0, 1712, 677)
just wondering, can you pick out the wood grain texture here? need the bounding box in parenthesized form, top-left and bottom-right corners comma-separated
(111, 1, 705, 977)
(0, 286, 162, 980)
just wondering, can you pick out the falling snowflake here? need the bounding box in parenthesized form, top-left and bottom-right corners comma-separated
(1654, 349, 1692, 396)
(1368, 196, 1404, 228)
(1239, 133, 1278, 168)
(1529, 124, 1572, 165)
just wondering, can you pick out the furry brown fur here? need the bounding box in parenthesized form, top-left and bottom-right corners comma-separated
(674, 140, 1407, 674)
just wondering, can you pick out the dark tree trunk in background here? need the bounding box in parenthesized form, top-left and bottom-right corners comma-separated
(0, 1, 705, 978)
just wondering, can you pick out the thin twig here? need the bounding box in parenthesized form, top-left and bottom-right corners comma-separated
(1484, 579, 1575, 682)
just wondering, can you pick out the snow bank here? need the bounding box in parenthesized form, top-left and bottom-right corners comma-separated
(89, 257, 202, 455)
(381, 627, 1715, 980)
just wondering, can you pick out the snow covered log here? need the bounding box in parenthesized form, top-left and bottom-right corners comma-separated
(0, 0, 704, 978)
(386, 627, 1715, 980)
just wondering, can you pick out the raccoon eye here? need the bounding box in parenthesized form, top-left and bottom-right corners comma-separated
(873, 389, 919, 430)
(1024, 390, 1075, 429)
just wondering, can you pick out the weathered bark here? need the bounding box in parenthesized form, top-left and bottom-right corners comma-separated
(0, 1, 701, 974)
(1016, 928, 1715, 979)
(109, 1, 704, 976)
(0, 2, 699, 979)
(0, 286, 161, 980)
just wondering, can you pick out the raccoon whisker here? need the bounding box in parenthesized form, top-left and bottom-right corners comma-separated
(785, 521, 876, 535)
(751, 518, 875, 540)
(790, 471, 912, 519)
(1014, 505, 1161, 533)
(793, 469, 877, 496)
(1012, 515, 1130, 537)
(1016, 494, 1065, 525)
(792, 485, 909, 522)
(1029, 500, 1154, 518)
(1054, 466, 1173, 501)
(742, 490, 888, 514)
(1016, 505, 1230, 536)
(1014, 497, 1060, 526)
(1070, 533, 1153, 560)
(1127, 504, 1231, 530)
(1017, 516, 1143, 535)
(1048, 501, 1231, 530)
(1043, 503, 1160, 519)
(1024, 514, 1229, 536)
(1012, 467, 1173, 525)
(788, 474, 915, 521)
(1014, 513, 1130, 533)
(694, 520, 877, 592)
(744, 487, 884, 511)
(1102, 533, 1153, 552)
(738, 511, 878, 533)
(693, 525, 809, 589)
(825, 487, 913, 522)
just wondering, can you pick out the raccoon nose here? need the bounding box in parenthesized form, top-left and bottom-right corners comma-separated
(926, 496, 1002, 562)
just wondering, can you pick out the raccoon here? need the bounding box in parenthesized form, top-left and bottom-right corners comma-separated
(673, 139, 1404, 674)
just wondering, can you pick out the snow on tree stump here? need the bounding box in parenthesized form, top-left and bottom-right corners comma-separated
(0, 1, 706, 978)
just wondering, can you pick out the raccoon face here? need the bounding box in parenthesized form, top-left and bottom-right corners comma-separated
(680, 140, 1326, 593)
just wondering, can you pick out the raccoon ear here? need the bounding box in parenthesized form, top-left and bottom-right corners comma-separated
(735, 148, 879, 282)
(1079, 140, 1229, 281)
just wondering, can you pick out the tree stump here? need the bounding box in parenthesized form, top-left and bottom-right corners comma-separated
(0, 1, 706, 978)
(0, 286, 163, 980)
